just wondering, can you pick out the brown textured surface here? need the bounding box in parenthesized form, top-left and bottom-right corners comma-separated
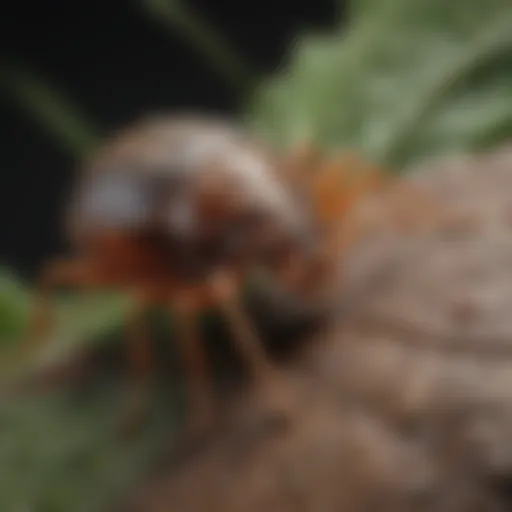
(121, 145, 512, 512)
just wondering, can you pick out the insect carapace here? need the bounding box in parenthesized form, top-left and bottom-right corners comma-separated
(28, 113, 325, 435)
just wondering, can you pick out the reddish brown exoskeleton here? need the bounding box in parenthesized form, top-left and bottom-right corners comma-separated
(28, 113, 329, 436)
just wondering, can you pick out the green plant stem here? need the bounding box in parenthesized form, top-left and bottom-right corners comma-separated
(143, 0, 257, 97)
(0, 62, 101, 159)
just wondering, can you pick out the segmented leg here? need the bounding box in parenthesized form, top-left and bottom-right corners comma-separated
(171, 290, 217, 436)
(209, 273, 273, 380)
(125, 294, 155, 381)
(208, 272, 295, 422)
(118, 292, 156, 436)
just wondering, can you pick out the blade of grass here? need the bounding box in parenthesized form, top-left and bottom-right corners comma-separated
(143, 0, 258, 96)
(0, 62, 101, 158)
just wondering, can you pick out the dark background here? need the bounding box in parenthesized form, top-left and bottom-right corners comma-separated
(0, 0, 338, 279)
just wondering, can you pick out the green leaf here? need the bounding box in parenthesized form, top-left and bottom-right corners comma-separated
(0, 269, 31, 343)
(0, 384, 178, 512)
(0, 292, 131, 387)
(31, 293, 131, 366)
(247, 0, 512, 170)
(0, 265, 130, 383)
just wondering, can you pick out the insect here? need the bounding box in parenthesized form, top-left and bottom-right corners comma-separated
(27, 113, 333, 435)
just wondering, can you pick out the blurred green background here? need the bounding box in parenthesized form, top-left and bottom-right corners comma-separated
(1, 0, 512, 510)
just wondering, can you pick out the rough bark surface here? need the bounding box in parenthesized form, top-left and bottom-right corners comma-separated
(123, 145, 512, 512)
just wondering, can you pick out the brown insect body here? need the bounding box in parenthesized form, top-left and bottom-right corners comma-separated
(66, 114, 315, 293)
(30, 113, 325, 437)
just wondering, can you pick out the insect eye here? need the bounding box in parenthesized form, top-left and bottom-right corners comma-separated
(79, 171, 153, 228)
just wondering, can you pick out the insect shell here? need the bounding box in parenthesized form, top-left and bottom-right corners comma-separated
(64, 113, 321, 297)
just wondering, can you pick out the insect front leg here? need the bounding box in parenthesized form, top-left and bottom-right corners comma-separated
(208, 271, 274, 381)
(118, 291, 157, 437)
(171, 289, 217, 436)
(208, 271, 296, 423)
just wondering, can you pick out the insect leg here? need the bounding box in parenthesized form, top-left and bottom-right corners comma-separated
(125, 293, 155, 382)
(210, 274, 298, 427)
(208, 271, 296, 424)
(171, 290, 217, 434)
(208, 272, 275, 382)
(119, 292, 156, 436)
